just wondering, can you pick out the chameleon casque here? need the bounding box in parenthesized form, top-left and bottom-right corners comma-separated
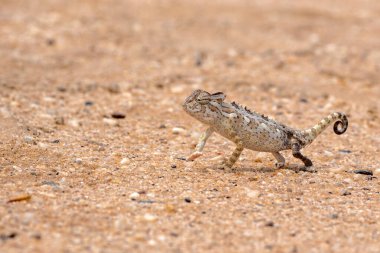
(183, 89, 348, 171)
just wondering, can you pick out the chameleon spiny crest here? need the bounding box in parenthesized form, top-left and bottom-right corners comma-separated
(183, 89, 348, 171)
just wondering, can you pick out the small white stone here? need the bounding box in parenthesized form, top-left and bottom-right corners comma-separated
(38, 142, 49, 149)
(158, 235, 166, 241)
(24, 135, 34, 144)
(172, 127, 186, 134)
(120, 158, 129, 165)
(103, 118, 118, 126)
(245, 188, 260, 198)
(147, 239, 157, 246)
(170, 85, 185, 94)
(129, 192, 140, 200)
(343, 178, 353, 184)
(143, 214, 157, 222)
(74, 158, 82, 164)
(68, 119, 80, 128)
(210, 155, 223, 161)
(146, 192, 155, 198)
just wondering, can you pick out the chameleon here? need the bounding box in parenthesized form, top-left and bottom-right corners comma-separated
(183, 89, 348, 171)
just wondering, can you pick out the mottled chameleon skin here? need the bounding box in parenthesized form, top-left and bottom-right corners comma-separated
(183, 89, 348, 170)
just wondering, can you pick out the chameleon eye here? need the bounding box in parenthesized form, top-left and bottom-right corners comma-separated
(196, 93, 211, 104)
(196, 97, 210, 104)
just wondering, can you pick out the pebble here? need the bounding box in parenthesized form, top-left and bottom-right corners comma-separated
(129, 192, 140, 200)
(184, 197, 192, 203)
(67, 119, 80, 128)
(24, 135, 35, 144)
(353, 169, 373, 176)
(170, 85, 185, 94)
(171, 164, 177, 169)
(103, 118, 118, 126)
(245, 188, 260, 198)
(107, 83, 121, 94)
(172, 127, 186, 134)
(120, 158, 129, 165)
(343, 178, 353, 184)
(38, 142, 49, 149)
(143, 214, 157, 222)
(74, 158, 83, 164)
(339, 149, 352, 154)
(54, 117, 65, 125)
(111, 112, 126, 119)
(341, 189, 351, 196)
(41, 181, 60, 189)
(210, 155, 223, 161)
(265, 221, 275, 227)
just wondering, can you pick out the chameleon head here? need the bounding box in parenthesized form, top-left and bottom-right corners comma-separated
(183, 89, 226, 125)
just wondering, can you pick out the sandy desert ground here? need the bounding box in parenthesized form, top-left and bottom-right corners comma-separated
(1, 0, 380, 252)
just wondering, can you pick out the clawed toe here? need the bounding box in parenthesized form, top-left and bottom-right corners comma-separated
(217, 163, 234, 172)
(187, 151, 203, 161)
(300, 166, 317, 173)
(275, 162, 285, 169)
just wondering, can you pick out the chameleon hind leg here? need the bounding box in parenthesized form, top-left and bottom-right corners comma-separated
(187, 127, 214, 161)
(272, 152, 285, 168)
(291, 139, 315, 172)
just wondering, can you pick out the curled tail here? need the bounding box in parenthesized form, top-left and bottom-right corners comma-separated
(300, 112, 348, 145)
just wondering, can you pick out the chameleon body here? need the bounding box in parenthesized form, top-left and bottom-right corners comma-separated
(183, 89, 348, 171)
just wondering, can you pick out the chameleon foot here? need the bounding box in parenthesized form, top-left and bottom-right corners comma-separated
(300, 166, 317, 173)
(187, 151, 203, 161)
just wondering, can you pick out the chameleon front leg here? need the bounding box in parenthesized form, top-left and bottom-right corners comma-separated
(219, 124, 244, 170)
(222, 136, 244, 170)
(187, 127, 214, 161)
(271, 152, 285, 168)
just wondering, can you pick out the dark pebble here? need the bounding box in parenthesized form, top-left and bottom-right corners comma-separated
(107, 83, 121, 94)
(51, 139, 60, 143)
(265, 221, 275, 227)
(159, 124, 166, 129)
(353, 170, 373, 176)
(341, 190, 351, 196)
(176, 157, 186, 161)
(84, 101, 94, 106)
(111, 112, 126, 119)
(171, 164, 177, 169)
(339, 149, 352, 154)
(46, 38, 55, 46)
(155, 83, 164, 89)
(330, 213, 339, 219)
(57, 86, 67, 92)
(299, 98, 308, 103)
(184, 197, 192, 203)
(32, 233, 42, 240)
(0, 232, 17, 241)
